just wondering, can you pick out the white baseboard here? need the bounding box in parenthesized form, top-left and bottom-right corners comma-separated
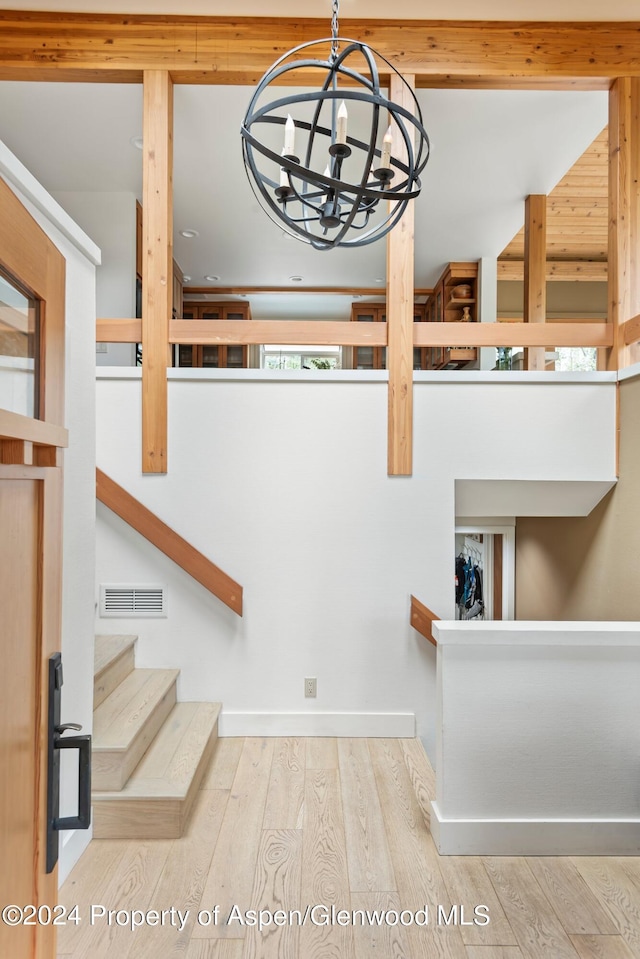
(58, 822, 93, 887)
(431, 802, 640, 856)
(218, 711, 415, 738)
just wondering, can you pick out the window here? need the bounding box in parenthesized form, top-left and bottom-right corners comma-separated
(261, 345, 341, 370)
(555, 347, 597, 372)
(0, 270, 39, 418)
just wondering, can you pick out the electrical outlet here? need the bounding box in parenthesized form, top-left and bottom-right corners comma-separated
(305, 677, 317, 698)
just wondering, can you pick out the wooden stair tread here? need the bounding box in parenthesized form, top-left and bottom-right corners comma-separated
(94, 634, 137, 678)
(93, 702, 220, 801)
(93, 668, 179, 751)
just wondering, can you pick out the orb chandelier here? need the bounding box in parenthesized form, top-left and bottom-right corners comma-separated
(240, 0, 430, 251)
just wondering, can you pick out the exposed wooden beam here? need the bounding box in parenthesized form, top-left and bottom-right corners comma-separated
(387, 73, 415, 477)
(608, 78, 640, 371)
(497, 260, 607, 282)
(142, 70, 172, 474)
(0, 14, 637, 87)
(523, 194, 547, 370)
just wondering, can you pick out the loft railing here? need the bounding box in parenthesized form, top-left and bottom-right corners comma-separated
(96, 468, 243, 615)
(96, 317, 614, 353)
(410, 595, 439, 647)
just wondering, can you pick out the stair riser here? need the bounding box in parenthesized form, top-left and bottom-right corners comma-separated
(92, 683, 177, 791)
(92, 799, 183, 840)
(181, 718, 219, 828)
(94, 645, 135, 709)
(93, 716, 219, 840)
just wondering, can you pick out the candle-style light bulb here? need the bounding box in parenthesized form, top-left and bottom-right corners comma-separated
(336, 100, 348, 145)
(284, 114, 295, 156)
(280, 150, 288, 188)
(380, 125, 393, 169)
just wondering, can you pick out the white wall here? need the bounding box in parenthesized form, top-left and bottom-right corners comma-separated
(54, 191, 136, 367)
(431, 621, 640, 855)
(95, 370, 616, 758)
(1, 144, 99, 884)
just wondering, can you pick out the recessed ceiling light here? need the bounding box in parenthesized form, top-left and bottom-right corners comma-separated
(180, 229, 199, 239)
(204, 274, 220, 282)
(129, 135, 143, 150)
(182, 275, 191, 283)
(374, 277, 385, 284)
(289, 275, 303, 282)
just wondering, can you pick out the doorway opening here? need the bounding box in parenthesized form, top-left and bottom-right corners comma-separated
(454, 523, 515, 620)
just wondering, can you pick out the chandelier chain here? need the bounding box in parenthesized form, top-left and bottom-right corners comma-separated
(330, 0, 339, 62)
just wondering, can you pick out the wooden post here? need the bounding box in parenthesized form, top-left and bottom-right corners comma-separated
(387, 73, 415, 476)
(523, 194, 547, 371)
(608, 78, 640, 372)
(142, 70, 173, 473)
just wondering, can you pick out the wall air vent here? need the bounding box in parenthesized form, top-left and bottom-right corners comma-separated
(99, 584, 167, 618)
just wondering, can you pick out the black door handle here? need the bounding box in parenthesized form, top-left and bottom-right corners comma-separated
(46, 653, 92, 873)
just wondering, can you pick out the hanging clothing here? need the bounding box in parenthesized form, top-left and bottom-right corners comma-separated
(455, 552, 484, 621)
(455, 554, 466, 605)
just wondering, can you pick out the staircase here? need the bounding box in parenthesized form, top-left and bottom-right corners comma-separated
(92, 635, 220, 839)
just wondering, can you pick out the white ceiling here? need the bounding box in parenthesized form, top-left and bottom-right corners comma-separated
(2, 0, 639, 18)
(0, 79, 607, 318)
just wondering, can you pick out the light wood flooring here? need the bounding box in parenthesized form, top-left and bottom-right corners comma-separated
(58, 737, 640, 959)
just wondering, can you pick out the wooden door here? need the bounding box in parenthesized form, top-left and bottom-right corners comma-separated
(0, 177, 67, 959)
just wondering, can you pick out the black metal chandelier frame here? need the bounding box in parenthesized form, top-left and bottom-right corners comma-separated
(240, 29, 430, 250)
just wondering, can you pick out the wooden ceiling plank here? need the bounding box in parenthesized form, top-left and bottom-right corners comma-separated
(497, 261, 607, 281)
(501, 123, 610, 265)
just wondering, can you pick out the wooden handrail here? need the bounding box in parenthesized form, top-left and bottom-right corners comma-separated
(97, 317, 612, 349)
(410, 595, 439, 647)
(96, 468, 243, 615)
(412, 321, 611, 348)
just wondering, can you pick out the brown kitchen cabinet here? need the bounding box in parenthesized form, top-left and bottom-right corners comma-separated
(175, 301, 250, 369)
(425, 262, 478, 370)
(350, 304, 387, 370)
(350, 302, 430, 371)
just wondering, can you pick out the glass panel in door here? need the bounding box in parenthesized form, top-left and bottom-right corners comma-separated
(202, 346, 220, 367)
(177, 345, 196, 367)
(355, 346, 374, 370)
(226, 346, 245, 368)
(0, 270, 39, 417)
